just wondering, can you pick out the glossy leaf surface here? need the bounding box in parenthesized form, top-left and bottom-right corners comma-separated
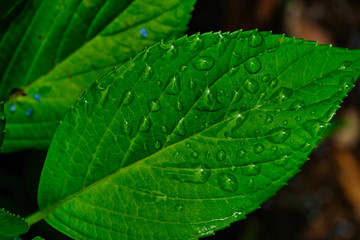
(0, 208, 29, 237)
(0, 0, 196, 152)
(38, 30, 360, 239)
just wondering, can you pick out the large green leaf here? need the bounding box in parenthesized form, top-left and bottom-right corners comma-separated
(0, 0, 196, 152)
(0, 208, 29, 237)
(37, 30, 360, 239)
(0, 101, 5, 149)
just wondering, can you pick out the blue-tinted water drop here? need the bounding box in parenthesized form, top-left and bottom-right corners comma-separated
(25, 108, 33, 116)
(140, 28, 148, 38)
(33, 93, 41, 102)
(10, 104, 16, 112)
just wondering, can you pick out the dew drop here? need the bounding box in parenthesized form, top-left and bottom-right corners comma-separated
(25, 108, 33, 117)
(269, 79, 278, 88)
(237, 149, 247, 158)
(154, 140, 162, 150)
(283, 120, 288, 125)
(217, 173, 238, 193)
(186, 35, 204, 51)
(191, 151, 199, 158)
(267, 127, 291, 143)
(232, 89, 244, 103)
(338, 61, 352, 70)
(244, 78, 260, 93)
(138, 116, 151, 132)
(248, 33, 263, 47)
(121, 89, 134, 106)
(143, 65, 154, 79)
(265, 114, 273, 125)
(189, 79, 197, 89)
(156, 80, 162, 87)
(9, 104, 16, 112)
(216, 149, 226, 161)
(140, 28, 148, 38)
(33, 93, 41, 102)
(161, 125, 168, 133)
(193, 56, 215, 71)
(247, 178, 255, 189)
(296, 116, 302, 122)
(174, 118, 186, 136)
(270, 87, 293, 103)
(176, 101, 184, 112)
(229, 67, 240, 76)
(174, 204, 185, 212)
(254, 143, 265, 154)
(147, 99, 161, 112)
(120, 119, 133, 136)
(231, 112, 249, 133)
(274, 155, 290, 167)
(195, 87, 224, 112)
(262, 74, 270, 82)
(166, 76, 181, 95)
(290, 100, 305, 111)
(301, 142, 313, 153)
(302, 120, 328, 137)
(241, 163, 261, 176)
(244, 57, 261, 74)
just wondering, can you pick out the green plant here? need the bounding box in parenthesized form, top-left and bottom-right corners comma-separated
(1, 1, 360, 239)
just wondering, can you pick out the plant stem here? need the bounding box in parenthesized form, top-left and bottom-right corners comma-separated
(25, 209, 49, 226)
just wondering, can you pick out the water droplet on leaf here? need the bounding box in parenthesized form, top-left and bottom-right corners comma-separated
(193, 56, 215, 71)
(176, 101, 184, 112)
(174, 118, 186, 136)
(241, 164, 261, 176)
(154, 140, 162, 150)
(120, 119, 133, 136)
(244, 78, 260, 93)
(217, 173, 238, 193)
(244, 57, 261, 74)
(254, 143, 265, 154)
(121, 89, 134, 106)
(166, 76, 181, 95)
(195, 87, 224, 112)
(147, 99, 161, 112)
(248, 33, 263, 47)
(270, 87, 293, 103)
(267, 127, 291, 143)
(216, 149, 226, 161)
(138, 116, 151, 132)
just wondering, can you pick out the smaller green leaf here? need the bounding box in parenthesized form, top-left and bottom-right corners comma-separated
(0, 101, 5, 149)
(0, 208, 29, 237)
(32, 237, 44, 240)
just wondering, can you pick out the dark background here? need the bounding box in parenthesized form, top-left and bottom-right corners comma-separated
(2, 0, 360, 239)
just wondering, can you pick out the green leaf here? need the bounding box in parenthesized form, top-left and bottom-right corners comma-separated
(0, 102, 6, 151)
(32, 237, 44, 240)
(37, 30, 360, 239)
(0, 0, 23, 21)
(0, 101, 5, 149)
(1, 0, 196, 152)
(0, 208, 29, 237)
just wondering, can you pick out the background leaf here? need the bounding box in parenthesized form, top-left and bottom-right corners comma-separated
(38, 30, 360, 239)
(0, 0, 196, 152)
(0, 208, 28, 237)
